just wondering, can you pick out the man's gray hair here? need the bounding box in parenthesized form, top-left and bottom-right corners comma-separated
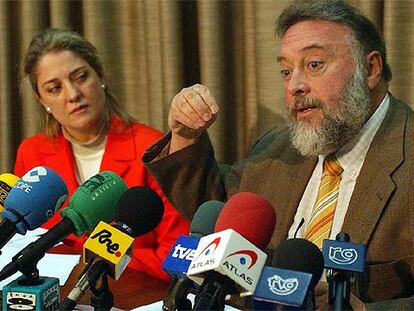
(276, 0, 392, 81)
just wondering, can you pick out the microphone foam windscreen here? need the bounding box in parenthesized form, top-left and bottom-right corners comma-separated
(215, 192, 276, 250)
(3, 167, 67, 234)
(272, 238, 324, 288)
(114, 186, 164, 237)
(62, 171, 128, 236)
(0, 173, 20, 210)
(190, 200, 224, 237)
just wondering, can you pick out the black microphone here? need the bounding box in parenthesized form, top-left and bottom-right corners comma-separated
(271, 239, 324, 310)
(253, 238, 325, 310)
(162, 200, 224, 311)
(60, 186, 165, 310)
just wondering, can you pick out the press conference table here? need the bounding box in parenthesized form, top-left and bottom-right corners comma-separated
(0, 244, 170, 310)
(55, 242, 171, 310)
(1, 245, 245, 310)
(60, 262, 170, 310)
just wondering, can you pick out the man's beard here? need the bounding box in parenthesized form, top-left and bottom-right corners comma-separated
(284, 68, 372, 157)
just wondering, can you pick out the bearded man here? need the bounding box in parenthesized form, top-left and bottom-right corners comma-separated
(143, 0, 414, 309)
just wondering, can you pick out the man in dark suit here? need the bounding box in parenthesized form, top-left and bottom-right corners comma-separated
(143, 0, 414, 309)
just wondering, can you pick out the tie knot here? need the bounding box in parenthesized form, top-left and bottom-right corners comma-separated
(323, 154, 343, 176)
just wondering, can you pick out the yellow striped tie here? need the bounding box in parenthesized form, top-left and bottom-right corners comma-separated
(305, 154, 343, 248)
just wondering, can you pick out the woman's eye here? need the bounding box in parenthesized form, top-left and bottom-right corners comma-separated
(75, 72, 88, 82)
(48, 85, 60, 93)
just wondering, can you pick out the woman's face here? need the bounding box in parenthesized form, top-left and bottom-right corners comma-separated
(35, 50, 106, 142)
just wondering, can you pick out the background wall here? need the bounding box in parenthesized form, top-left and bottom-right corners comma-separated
(1, 0, 414, 173)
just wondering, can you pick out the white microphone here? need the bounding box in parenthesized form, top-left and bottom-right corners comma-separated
(188, 192, 276, 310)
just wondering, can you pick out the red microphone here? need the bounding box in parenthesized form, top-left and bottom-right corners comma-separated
(214, 192, 276, 249)
(188, 192, 276, 310)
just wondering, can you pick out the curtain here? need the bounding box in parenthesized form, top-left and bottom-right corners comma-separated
(1, 0, 414, 173)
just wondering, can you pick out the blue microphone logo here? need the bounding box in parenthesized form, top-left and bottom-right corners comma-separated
(328, 246, 358, 265)
(267, 274, 299, 295)
(22, 167, 48, 183)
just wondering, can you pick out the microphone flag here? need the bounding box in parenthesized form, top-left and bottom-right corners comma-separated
(187, 228, 267, 296)
(83, 221, 134, 280)
(0, 173, 20, 217)
(322, 239, 366, 273)
(2, 276, 59, 311)
(162, 235, 200, 279)
(253, 266, 313, 307)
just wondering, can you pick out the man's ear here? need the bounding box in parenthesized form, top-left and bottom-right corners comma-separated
(366, 51, 383, 90)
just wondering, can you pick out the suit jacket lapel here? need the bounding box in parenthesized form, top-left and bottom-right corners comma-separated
(40, 136, 79, 191)
(270, 145, 317, 247)
(37, 120, 137, 190)
(342, 96, 406, 244)
(100, 121, 136, 178)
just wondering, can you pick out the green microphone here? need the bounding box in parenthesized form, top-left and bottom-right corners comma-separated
(0, 171, 128, 282)
(62, 171, 128, 236)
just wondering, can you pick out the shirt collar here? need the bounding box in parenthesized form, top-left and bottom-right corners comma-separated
(318, 92, 390, 172)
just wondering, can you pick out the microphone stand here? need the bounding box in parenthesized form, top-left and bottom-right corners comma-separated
(90, 273, 113, 311)
(193, 272, 236, 311)
(9, 260, 48, 290)
(327, 269, 353, 311)
(327, 232, 354, 311)
(88, 261, 113, 311)
(59, 262, 94, 310)
(16, 266, 42, 287)
(3, 263, 60, 310)
(163, 277, 193, 310)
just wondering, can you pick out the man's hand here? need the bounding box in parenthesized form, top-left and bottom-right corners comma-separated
(168, 84, 219, 153)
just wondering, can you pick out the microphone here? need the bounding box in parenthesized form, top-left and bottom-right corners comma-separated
(60, 186, 165, 310)
(253, 238, 324, 310)
(162, 200, 224, 310)
(0, 173, 20, 216)
(0, 171, 127, 281)
(322, 232, 366, 311)
(0, 167, 67, 251)
(163, 200, 225, 278)
(189, 192, 276, 311)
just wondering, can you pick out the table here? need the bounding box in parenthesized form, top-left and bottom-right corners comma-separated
(60, 262, 169, 310)
(53, 245, 170, 310)
(60, 263, 170, 309)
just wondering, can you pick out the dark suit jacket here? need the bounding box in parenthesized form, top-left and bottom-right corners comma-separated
(143, 95, 414, 305)
(14, 117, 189, 281)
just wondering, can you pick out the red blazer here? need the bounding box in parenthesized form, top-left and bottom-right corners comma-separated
(14, 118, 189, 281)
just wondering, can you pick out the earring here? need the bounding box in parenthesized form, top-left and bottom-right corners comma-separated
(101, 84, 106, 89)
(46, 107, 52, 113)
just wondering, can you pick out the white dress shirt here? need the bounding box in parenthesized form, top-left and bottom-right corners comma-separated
(288, 93, 390, 239)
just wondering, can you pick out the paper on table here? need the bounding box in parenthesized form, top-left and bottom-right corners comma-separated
(0, 227, 80, 289)
(69, 305, 123, 311)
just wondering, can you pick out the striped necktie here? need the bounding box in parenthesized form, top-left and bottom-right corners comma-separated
(304, 154, 343, 248)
